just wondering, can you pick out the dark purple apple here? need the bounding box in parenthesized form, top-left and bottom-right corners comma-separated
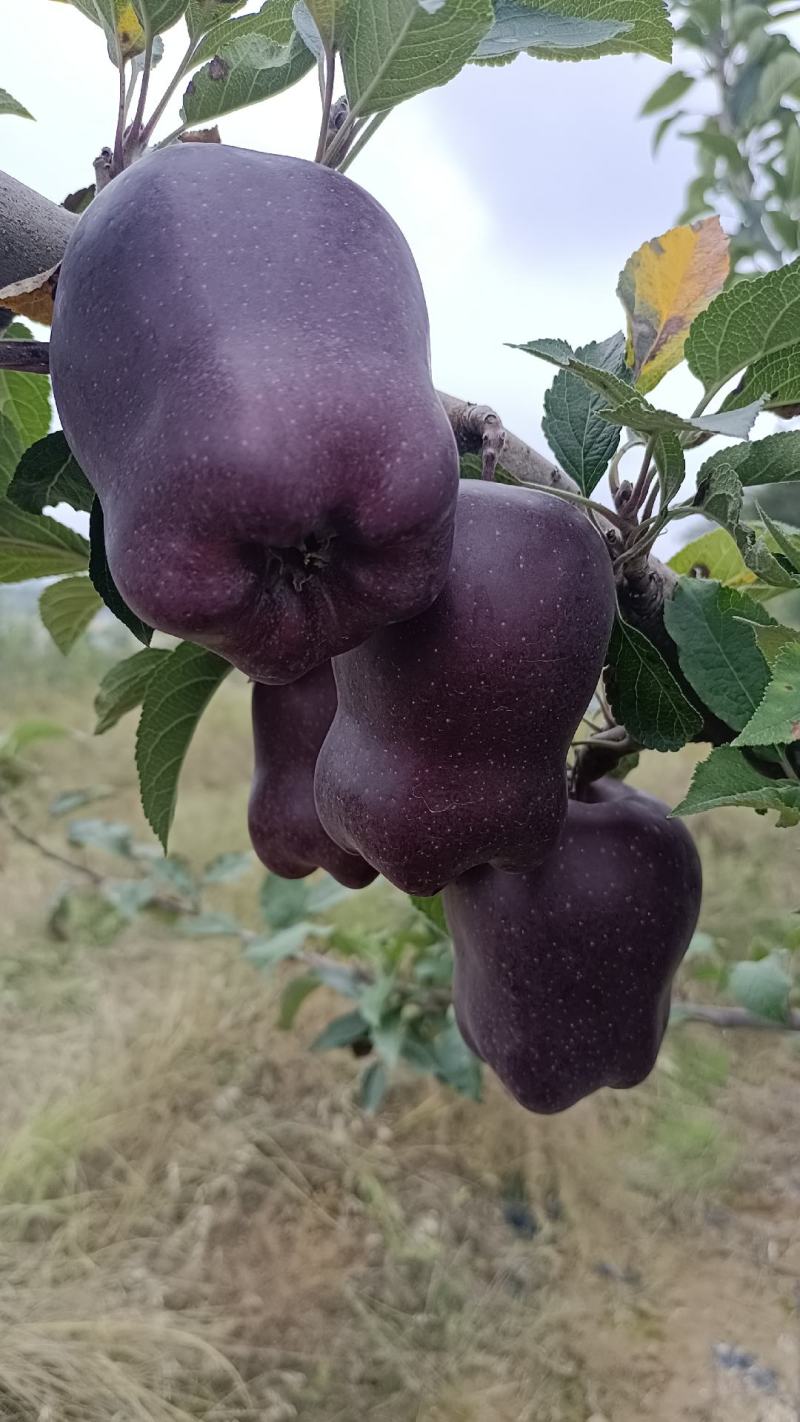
(248, 664, 376, 889)
(443, 778, 703, 1114)
(314, 480, 616, 896)
(50, 143, 459, 683)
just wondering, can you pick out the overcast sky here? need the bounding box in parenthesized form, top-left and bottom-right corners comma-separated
(3, 0, 710, 535)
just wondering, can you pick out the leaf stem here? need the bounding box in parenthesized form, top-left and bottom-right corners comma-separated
(314, 49, 337, 163)
(511, 480, 629, 532)
(140, 35, 201, 147)
(112, 41, 128, 177)
(128, 26, 156, 156)
(338, 109, 392, 173)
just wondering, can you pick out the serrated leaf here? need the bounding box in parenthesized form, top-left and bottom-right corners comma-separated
(359, 1059, 388, 1113)
(94, 647, 170, 734)
(748, 620, 800, 666)
(685, 256, 800, 395)
(673, 744, 800, 823)
(278, 974, 321, 1029)
(184, 0, 316, 122)
(617, 218, 729, 394)
(721, 342, 800, 414)
(310, 1009, 369, 1052)
(604, 616, 703, 751)
(640, 70, 695, 116)
(755, 502, 800, 574)
(132, 0, 188, 32)
(8, 432, 94, 514)
(518, 0, 671, 61)
(737, 522, 799, 589)
(0, 415, 24, 498)
(654, 429, 686, 504)
(292, 0, 326, 57)
(39, 575, 102, 654)
(339, 0, 493, 118)
(0, 499, 89, 582)
(511, 339, 756, 440)
(186, 0, 246, 38)
(698, 460, 743, 530)
(473, 0, 628, 58)
(260, 874, 310, 929)
(663, 578, 772, 731)
(729, 955, 792, 1022)
(669, 528, 757, 586)
(697, 431, 800, 491)
(732, 643, 800, 746)
(135, 641, 231, 850)
(542, 331, 629, 494)
(0, 352, 51, 451)
(89, 499, 153, 644)
(0, 88, 33, 120)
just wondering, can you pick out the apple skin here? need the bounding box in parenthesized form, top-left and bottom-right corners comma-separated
(248, 665, 377, 889)
(442, 778, 703, 1114)
(50, 143, 459, 684)
(314, 480, 616, 897)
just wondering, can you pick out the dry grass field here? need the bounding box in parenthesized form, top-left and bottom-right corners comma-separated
(1, 616, 799, 1422)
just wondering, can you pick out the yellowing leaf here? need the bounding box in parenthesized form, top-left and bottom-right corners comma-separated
(117, 3, 146, 56)
(617, 217, 730, 394)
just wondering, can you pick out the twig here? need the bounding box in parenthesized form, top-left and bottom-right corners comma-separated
(440, 397, 506, 480)
(674, 1003, 800, 1032)
(0, 340, 51, 374)
(112, 42, 128, 178)
(0, 802, 104, 885)
(126, 28, 155, 161)
(437, 392, 579, 494)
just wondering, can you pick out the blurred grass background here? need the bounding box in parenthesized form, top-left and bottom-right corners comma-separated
(0, 607, 799, 1422)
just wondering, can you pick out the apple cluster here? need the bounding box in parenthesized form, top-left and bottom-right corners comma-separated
(50, 143, 702, 1114)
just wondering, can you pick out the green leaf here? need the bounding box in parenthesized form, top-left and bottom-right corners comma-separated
(179, 910, 243, 937)
(186, 0, 246, 38)
(473, 1, 629, 59)
(310, 1009, 369, 1052)
(89, 499, 153, 645)
(696, 431, 800, 491)
(358, 1059, 388, 1113)
(685, 257, 800, 394)
(755, 502, 800, 574)
(67, 817, 134, 857)
(339, 0, 494, 118)
(0, 324, 51, 448)
(132, 0, 188, 32)
(732, 643, 800, 747)
(49, 786, 113, 816)
(758, 50, 800, 120)
(652, 109, 684, 154)
(245, 921, 329, 967)
(0, 88, 33, 120)
(410, 893, 448, 936)
(0, 416, 24, 499)
(517, 0, 671, 61)
(697, 461, 743, 531)
(663, 579, 771, 731)
(7, 432, 94, 514)
(0, 719, 67, 759)
(260, 874, 311, 929)
(39, 575, 102, 654)
(429, 1019, 482, 1099)
(736, 521, 798, 589)
(135, 641, 231, 850)
(729, 955, 792, 1023)
(306, 875, 359, 913)
(640, 70, 695, 116)
(278, 974, 321, 1029)
(669, 528, 753, 584)
(749, 621, 800, 667)
(184, 0, 315, 123)
(654, 430, 686, 505)
(721, 342, 800, 414)
(511, 339, 760, 441)
(604, 616, 703, 751)
(541, 332, 629, 495)
(202, 851, 253, 883)
(672, 744, 800, 824)
(0, 500, 89, 582)
(94, 647, 171, 734)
